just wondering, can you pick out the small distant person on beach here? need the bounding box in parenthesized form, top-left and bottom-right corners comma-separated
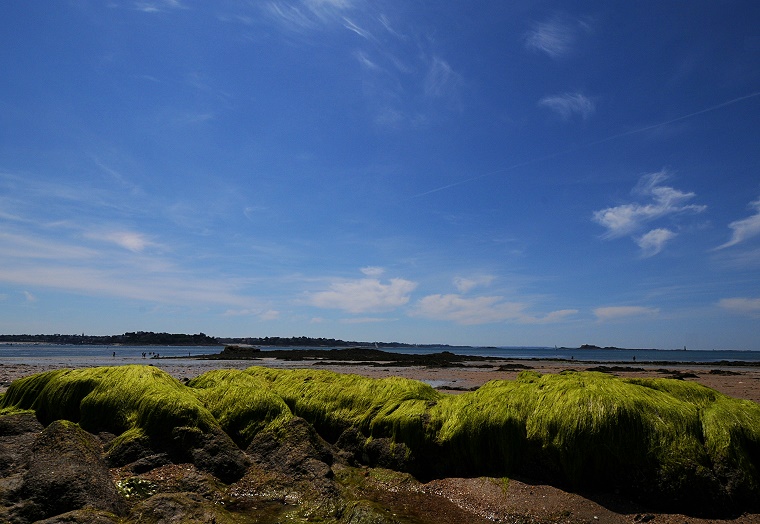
(112, 351, 116, 358)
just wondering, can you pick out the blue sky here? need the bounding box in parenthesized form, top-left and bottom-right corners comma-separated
(1, 1, 759, 349)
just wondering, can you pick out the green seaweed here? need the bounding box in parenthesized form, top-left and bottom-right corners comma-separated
(0, 365, 217, 445)
(187, 369, 292, 448)
(238, 367, 760, 506)
(244, 367, 440, 445)
(1, 364, 759, 511)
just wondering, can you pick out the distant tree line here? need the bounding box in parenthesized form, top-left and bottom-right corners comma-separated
(0, 332, 217, 346)
(0, 332, 434, 348)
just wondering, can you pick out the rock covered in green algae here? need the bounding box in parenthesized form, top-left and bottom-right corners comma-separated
(0, 364, 759, 518)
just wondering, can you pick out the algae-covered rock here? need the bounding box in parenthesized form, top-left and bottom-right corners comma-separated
(1, 365, 759, 516)
(0, 366, 250, 483)
(11, 420, 126, 522)
(187, 368, 292, 448)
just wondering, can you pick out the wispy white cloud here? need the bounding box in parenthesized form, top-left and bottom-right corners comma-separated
(593, 306, 659, 321)
(592, 170, 706, 255)
(718, 297, 760, 317)
(85, 230, 157, 253)
(0, 231, 97, 260)
(224, 308, 281, 320)
(23, 291, 37, 303)
(340, 316, 390, 324)
(342, 17, 373, 40)
(412, 294, 577, 325)
(309, 273, 417, 313)
(259, 309, 281, 321)
(424, 57, 462, 102)
(0, 173, 261, 311)
(265, 2, 317, 32)
(539, 92, 595, 120)
(453, 275, 495, 293)
(134, 0, 185, 13)
(305, 0, 353, 18)
(360, 266, 385, 277)
(0, 264, 258, 309)
(715, 198, 760, 250)
(378, 13, 404, 39)
(525, 15, 589, 59)
(261, 3, 462, 126)
(354, 50, 382, 71)
(265, 0, 355, 32)
(713, 247, 760, 269)
(636, 228, 676, 258)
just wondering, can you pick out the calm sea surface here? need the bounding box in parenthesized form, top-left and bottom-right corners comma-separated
(1, 344, 759, 364)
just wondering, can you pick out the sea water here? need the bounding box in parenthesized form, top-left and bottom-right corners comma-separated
(1, 344, 759, 364)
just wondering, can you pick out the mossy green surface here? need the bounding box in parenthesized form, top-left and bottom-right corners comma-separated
(242, 367, 760, 506)
(187, 369, 292, 448)
(243, 367, 440, 445)
(0, 366, 218, 445)
(1, 364, 759, 510)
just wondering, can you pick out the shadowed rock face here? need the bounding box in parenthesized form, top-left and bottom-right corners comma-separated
(0, 413, 42, 479)
(168, 425, 250, 483)
(10, 420, 126, 522)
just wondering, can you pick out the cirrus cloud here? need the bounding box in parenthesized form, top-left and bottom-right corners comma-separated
(716, 198, 760, 250)
(525, 14, 590, 59)
(539, 92, 595, 120)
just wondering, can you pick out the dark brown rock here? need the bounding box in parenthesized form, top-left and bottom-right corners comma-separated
(11, 420, 126, 522)
(247, 417, 334, 481)
(170, 425, 250, 483)
(35, 509, 121, 523)
(0, 414, 43, 478)
(336, 427, 414, 473)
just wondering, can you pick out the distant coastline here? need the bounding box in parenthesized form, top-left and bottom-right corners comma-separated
(0, 332, 447, 349)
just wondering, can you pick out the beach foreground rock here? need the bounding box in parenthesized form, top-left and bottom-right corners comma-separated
(0, 364, 758, 523)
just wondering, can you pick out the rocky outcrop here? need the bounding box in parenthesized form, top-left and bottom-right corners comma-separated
(337, 427, 414, 473)
(8, 420, 126, 523)
(1, 365, 760, 521)
(169, 425, 250, 483)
